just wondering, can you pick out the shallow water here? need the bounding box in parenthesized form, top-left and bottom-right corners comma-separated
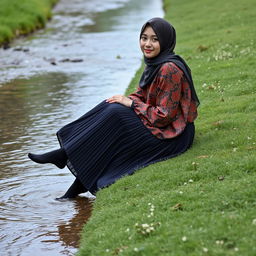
(0, 0, 163, 255)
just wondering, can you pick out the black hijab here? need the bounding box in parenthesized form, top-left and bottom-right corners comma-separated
(139, 17, 200, 106)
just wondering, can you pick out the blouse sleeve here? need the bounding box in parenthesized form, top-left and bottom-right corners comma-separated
(129, 63, 182, 128)
(128, 87, 145, 102)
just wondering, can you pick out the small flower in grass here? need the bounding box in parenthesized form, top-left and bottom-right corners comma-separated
(147, 203, 155, 217)
(134, 247, 139, 252)
(203, 247, 208, 253)
(105, 249, 110, 252)
(234, 247, 239, 252)
(141, 223, 149, 229)
(182, 236, 187, 242)
(252, 219, 256, 225)
(179, 191, 183, 194)
(232, 147, 238, 152)
(188, 179, 194, 183)
(216, 240, 224, 245)
(135, 222, 160, 236)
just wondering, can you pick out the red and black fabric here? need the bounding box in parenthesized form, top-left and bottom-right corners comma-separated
(129, 62, 198, 139)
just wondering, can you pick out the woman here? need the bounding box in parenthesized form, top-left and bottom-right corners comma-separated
(28, 17, 200, 199)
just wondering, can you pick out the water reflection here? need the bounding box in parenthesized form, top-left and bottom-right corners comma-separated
(0, 72, 76, 179)
(57, 197, 93, 248)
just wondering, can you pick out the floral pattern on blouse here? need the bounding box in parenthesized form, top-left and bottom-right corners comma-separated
(128, 62, 198, 139)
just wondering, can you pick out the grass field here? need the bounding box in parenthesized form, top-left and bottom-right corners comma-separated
(77, 0, 256, 255)
(0, 0, 57, 46)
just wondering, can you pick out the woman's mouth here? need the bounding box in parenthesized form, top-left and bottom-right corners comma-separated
(144, 49, 153, 54)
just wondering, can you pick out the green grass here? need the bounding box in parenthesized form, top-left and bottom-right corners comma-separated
(78, 0, 256, 255)
(0, 0, 58, 46)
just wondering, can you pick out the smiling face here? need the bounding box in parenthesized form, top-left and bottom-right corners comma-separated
(140, 25, 160, 58)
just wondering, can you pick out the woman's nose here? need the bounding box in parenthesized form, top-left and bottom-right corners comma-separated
(145, 39, 152, 47)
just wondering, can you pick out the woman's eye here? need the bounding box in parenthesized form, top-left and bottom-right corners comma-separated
(141, 36, 147, 41)
(152, 38, 158, 42)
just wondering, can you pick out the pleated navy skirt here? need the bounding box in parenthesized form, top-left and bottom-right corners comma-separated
(57, 101, 195, 193)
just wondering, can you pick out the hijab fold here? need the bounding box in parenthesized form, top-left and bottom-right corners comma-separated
(139, 18, 200, 106)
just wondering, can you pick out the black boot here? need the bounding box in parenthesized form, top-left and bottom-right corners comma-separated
(56, 178, 86, 200)
(28, 148, 67, 169)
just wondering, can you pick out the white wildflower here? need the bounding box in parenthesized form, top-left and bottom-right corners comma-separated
(219, 240, 224, 245)
(182, 236, 187, 242)
(203, 247, 208, 252)
(141, 223, 149, 228)
(146, 228, 151, 233)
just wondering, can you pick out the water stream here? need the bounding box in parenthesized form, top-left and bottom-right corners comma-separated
(0, 0, 163, 255)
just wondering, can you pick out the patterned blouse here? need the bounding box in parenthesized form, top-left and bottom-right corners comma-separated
(128, 62, 198, 139)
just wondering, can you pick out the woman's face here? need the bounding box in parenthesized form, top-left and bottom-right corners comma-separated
(140, 25, 160, 58)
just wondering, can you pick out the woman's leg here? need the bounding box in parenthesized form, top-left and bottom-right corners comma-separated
(56, 178, 86, 200)
(28, 148, 68, 169)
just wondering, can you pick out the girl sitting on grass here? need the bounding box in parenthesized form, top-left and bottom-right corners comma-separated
(28, 17, 200, 199)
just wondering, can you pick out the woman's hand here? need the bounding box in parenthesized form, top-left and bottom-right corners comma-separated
(106, 95, 133, 108)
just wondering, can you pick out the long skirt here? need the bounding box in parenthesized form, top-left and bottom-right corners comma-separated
(57, 101, 195, 193)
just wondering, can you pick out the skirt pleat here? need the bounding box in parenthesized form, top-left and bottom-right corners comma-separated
(57, 101, 195, 193)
